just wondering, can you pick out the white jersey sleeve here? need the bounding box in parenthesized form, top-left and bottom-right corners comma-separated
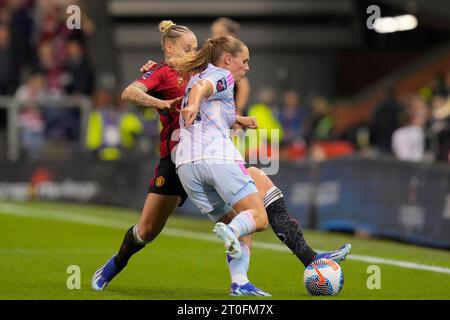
(202, 67, 235, 101)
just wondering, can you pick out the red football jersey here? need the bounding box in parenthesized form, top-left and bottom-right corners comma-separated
(137, 62, 185, 158)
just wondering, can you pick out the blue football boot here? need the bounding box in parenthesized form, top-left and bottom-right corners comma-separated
(230, 282, 272, 297)
(314, 243, 352, 263)
(91, 255, 121, 291)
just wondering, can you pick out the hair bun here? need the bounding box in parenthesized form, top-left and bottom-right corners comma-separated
(159, 20, 176, 34)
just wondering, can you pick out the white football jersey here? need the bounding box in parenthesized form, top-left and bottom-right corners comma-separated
(175, 64, 243, 167)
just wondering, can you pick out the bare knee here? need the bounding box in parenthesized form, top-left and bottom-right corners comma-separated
(137, 194, 178, 242)
(137, 222, 162, 242)
(247, 167, 274, 200)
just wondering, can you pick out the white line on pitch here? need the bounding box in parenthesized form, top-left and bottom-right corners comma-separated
(1, 202, 450, 275)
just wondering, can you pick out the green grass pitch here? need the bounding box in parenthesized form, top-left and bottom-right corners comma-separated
(1, 201, 449, 300)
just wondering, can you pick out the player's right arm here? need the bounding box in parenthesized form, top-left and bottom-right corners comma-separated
(121, 81, 180, 111)
(181, 79, 213, 127)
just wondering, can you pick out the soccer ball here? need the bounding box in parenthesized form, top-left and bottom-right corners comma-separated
(304, 258, 344, 296)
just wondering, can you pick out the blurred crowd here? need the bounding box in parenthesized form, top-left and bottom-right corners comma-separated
(0, 7, 449, 164)
(241, 88, 339, 162)
(368, 74, 450, 163)
(0, 0, 163, 161)
(241, 71, 450, 164)
(0, 0, 97, 95)
(0, 0, 97, 159)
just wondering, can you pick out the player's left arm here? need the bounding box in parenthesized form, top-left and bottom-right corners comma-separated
(181, 79, 213, 127)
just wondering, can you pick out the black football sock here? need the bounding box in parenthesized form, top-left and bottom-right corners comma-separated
(264, 186, 317, 267)
(114, 225, 147, 270)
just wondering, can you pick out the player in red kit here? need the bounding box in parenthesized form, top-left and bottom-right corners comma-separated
(137, 63, 184, 160)
(92, 21, 195, 291)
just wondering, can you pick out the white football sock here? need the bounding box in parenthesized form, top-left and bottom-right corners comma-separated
(227, 241, 250, 285)
(228, 211, 256, 238)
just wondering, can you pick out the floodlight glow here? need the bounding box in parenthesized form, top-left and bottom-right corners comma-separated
(374, 17, 397, 33)
(396, 15, 418, 31)
(373, 14, 418, 33)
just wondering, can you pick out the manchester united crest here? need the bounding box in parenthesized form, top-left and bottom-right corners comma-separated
(155, 176, 165, 187)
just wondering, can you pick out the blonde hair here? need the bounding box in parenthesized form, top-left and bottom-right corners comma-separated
(172, 35, 247, 80)
(158, 20, 192, 50)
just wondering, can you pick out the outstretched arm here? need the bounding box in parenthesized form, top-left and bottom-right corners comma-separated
(121, 81, 181, 110)
(181, 79, 213, 126)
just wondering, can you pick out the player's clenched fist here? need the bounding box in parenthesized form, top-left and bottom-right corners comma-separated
(181, 105, 199, 127)
(160, 96, 183, 112)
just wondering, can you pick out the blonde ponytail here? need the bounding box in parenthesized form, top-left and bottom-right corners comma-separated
(158, 20, 191, 51)
(171, 38, 215, 80)
(172, 36, 246, 80)
(159, 20, 176, 34)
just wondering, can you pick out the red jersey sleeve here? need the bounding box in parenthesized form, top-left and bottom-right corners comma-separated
(136, 68, 164, 92)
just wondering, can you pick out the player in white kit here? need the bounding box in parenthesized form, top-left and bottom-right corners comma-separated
(175, 36, 271, 296)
